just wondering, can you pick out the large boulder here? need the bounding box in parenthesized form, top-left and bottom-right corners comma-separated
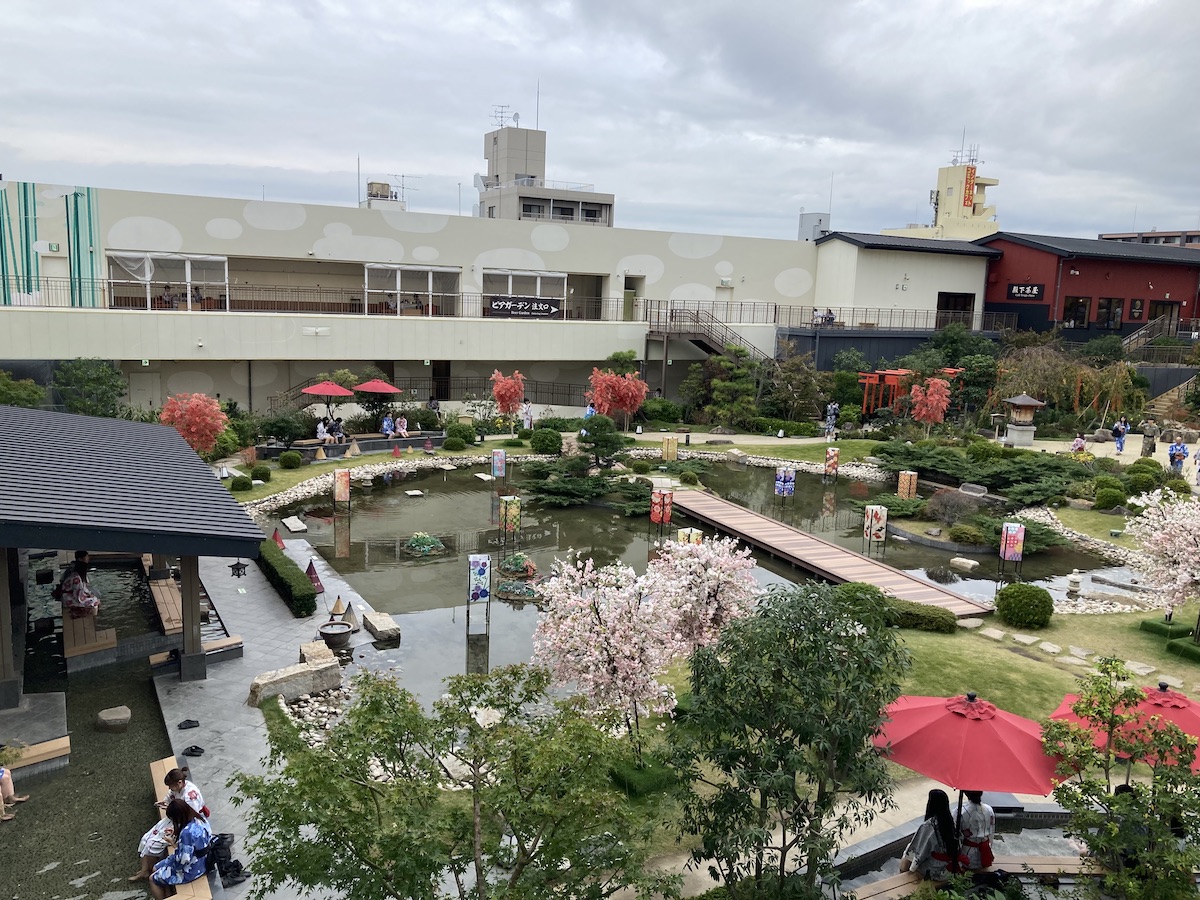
(363, 612, 402, 642)
(96, 705, 131, 733)
(247, 660, 341, 708)
(1092, 428, 1112, 443)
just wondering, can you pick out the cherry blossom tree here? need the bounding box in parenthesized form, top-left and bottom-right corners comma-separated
(160, 392, 228, 455)
(643, 537, 761, 652)
(1125, 489, 1200, 638)
(909, 377, 951, 436)
(532, 554, 685, 759)
(490, 369, 526, 432)
(586, 368, 649, 431)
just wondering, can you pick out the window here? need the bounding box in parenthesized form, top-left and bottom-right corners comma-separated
(487, 206, 496, 218)
(1096, 298, 1123, 330)
(1128, 299, 1145, 321)
(1062, 297, 1090, 328)
(553, 206, 573, 220)
(583, 209, 599, 221)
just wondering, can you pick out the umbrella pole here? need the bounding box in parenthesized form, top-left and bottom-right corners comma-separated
(955, 790, 964, 831)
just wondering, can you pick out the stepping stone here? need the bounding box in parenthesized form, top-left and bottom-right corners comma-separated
(1069, 646, 1094, 659)
(1060, 656, 1090, 666)
(438, 464, 457, 471)
(282, 515, 308, 533)
(475, 473, 495, 482)
(252, 479, 265, 486)
(1038, 642, 1063, 654)
(405, 490, 424, 497)
(957, 618, 985, 629)
(1159, 675, 1184, 688)
(949, 557, 980, 572)
(1012, 634, 1039, 646)
(96, 705, 132, 733)
(979, 627, 1007, 641)
(363, 612, 401, 642)
(1126, 660, 1157, 676)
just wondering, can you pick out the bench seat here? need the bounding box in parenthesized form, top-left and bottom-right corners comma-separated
(62, 614, 116, 658)
(11, 736, 71, 770)
(149, 635, 244, 668)
(150, 579, 185, 635)
(149, 755, 214, 899)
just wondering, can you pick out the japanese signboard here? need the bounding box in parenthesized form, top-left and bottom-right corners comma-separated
(468, 554, 491, 603)
(963, 165, 976, 207)
(1006, 283, 1045, 301)
(488, 297, 562, 319)
(1000, 522, 1026, 562)
(650, 489, 674, 524)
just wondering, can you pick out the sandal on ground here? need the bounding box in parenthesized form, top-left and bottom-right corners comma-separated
(10, 795, 28, 803)
(178, 719, 200, 730)
(182, 745, 205, 757)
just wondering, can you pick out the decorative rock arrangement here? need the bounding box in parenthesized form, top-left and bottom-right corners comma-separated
(363, 611, 401, 642)
(248, 645, 342, 708)
(279, 685, 353, 747)
(96, 705, 131, 733)
(1018, 506, 1147, 569)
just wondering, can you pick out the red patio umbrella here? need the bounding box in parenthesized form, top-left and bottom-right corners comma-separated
(301, 380, 355, 417)
(1050, 682, 1200, 773)
(874, 693, 1060, 796)
(352, 379, 403, 394)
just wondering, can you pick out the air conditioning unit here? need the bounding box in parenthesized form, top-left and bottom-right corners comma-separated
(719, 277, 733, 287)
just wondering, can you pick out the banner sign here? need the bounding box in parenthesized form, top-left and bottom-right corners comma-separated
(825, 448, 840, 478)
(774, 466, 795, 497)
(499, 495, 522, 533)
(468, 554, 490, 603)
(1000, 522, 1026, 562)
(488, 297, 561, 319)
(662, 436, 678, 462)
(677, 527, 703, 545)
(333, 469, 351, 503)
(1006, 283, 1045, 300)
(863, 504, 888, 541)
(491, 448, 506, 478)
(963, 165, 976, 207)
(650, 489, 674, 524)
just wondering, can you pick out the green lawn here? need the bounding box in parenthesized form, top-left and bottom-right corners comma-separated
(726, 439, 885, 463)
(1053, 506, 1140, 550)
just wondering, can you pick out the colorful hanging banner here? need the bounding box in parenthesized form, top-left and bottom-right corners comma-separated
(677, 527, 703, 545)
(661, 489, 673, 524)
(897, 470, 919, 500)
(822, 488, 837, 519)
(774, 466, 796, 497)
(662, 436, 678, 462)
(499, 495, 522, 533)
(468, 554, 490, 603)
(1000, 522, 1026, 562)
(492, 448, 506, 478)
(651, 489, 664, 524)
(333, 469, 351, 503)
(863, 504, 888, 541)
(825, 447, 840, 478)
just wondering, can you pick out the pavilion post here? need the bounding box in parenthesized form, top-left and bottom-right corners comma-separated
(0, 549, 19, 708)
(178, 555, 206, 682)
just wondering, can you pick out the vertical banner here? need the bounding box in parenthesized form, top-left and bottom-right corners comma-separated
(489, 491, 501, 526)
(863, 504, 888, 541)
(662, 437, 678, 462)
(661, 489, 673, 524)
(897, 471, 918, 500)
(491, 448, 506, 478)
(824, 447, 840, 478)
(774, 467, 795, 497)
(651, 490, 664, 524)
(822, 488, 837, 519)
(468, 554, 491, 603)
(677, 527, 703, 545)
(333, 514, 351, 558)
(1000, 522, 1026, 562)
(499, 496, 522, 533)
(333, 469, 351, 503)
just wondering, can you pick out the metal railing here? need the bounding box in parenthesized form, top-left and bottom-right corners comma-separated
(268, 375, 589, 413)
(776, 306, 1016, 332)
(1122, 315, 1170, 351)
(647, 304, 777, 368)
(518, 211, 610, 226)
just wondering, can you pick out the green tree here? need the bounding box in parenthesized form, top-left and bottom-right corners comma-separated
(955, 353, 998, 408)
(53, 358, 127, 417)
(831, 348, 869, 373)
(578, 413, 624, 466)
(0, 369, 45, 408)
(763, 351, 822, 421)
(927, 322, 1000, 365)
(1043, 658, 1200, 900)
(261, 411, 316, 449)
(604, 350, 639, 375)
(234, 666, 677, 900)
(705, 346, 762, 428)
(671, 583, 910, 897)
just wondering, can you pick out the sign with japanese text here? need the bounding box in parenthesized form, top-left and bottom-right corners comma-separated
(963, 165, 976, 207)
(1006, 283, 1045, 301)
(488, 297, 562, 319)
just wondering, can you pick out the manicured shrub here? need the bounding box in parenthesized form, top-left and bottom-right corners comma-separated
(1166, 637, 1200, 663)
(503, 438, 525, 447)
(609, 756, 677, 797)
(631, 460, 652, 474)
(947, 524, 986, 545)
(441, 437, 467, 451)
(1093, 475, 1124, 493)
(517, 428, 534, 440)
(1125, 472, 1157, 495)
(1093, 487, 1127, 510)
(641, 398, 683, 423)
(534, 416, 584, 432)
(1139, 619, 1194, 640)
(445, 422, 476, 444)
(230, 476, 253, 492)
(995, 583, 1054, 629)
(1065, 480, 1096, 500)
(924, 489, 979, 526)
(679, 470, 700, 486)
(278, 450, 302, 469)
(1165, 478, 1193, 497)
(250, 464, 271, 482)
(529, 428, 563, 455)
(1127, 457, 1165, 477)
(835, 582, 956, 633)
(255, 539, 317, 617)
(1093, 456, 1123, 474)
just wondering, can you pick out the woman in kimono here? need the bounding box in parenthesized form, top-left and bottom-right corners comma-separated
(59, 560, 100, 617)
(900, 789, 966, 883)
(130, 769, 208, 881)
(381, 413, 395, 439)
(959, 790, 996, 870)
(149, 799, 212, 898)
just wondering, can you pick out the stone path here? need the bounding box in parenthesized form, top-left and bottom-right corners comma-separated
(963, 625, 1185, 683)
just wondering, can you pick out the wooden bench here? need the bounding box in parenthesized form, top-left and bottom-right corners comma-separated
(846, 870, 921, 899)
(846, 857, 1102, 899)
(10, 736, 71, 770)
(148, 755, 213, 899)
(149, 635, 244, 669)
(150, 579, 185, 635)
(62, 614, 117, 658)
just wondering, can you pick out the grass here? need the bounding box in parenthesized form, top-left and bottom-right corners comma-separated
(726, 439, 885, 463)
(1053, 506, 1140, 550)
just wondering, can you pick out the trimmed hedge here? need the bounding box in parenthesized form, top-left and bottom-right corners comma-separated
(1093, 475, 1124, 493)
(445, 422, 476, 443)
(503, 438, 525, 447)
(529, 428, 563, 455)
(230, 476, 253, 492)
(1093, 487, 1127, 510)
(278, 450, 302, 469)
(835, 582, 957, 633)
(1139, 618, 1194, 640)
(631, 460, 652, 474)
(751, 416, 823, 437)
(517, 428, 534, 440)
(250, 464, 271, 482)
(442, 437, 468, 451)
(255, 539, 317, 617)
(947, 524, 986, 545)
(1167, 637, 1200, 663)
(995, 583, 1054, 629)
(679, 470, 700, 485)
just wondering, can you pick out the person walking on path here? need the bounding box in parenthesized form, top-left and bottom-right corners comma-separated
(1139, 417, 1160, 458)
(1168, 434, 1189, 476)
(1112, 417, 1128, 455)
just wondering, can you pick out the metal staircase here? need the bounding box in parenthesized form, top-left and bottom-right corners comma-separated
(1122, 315, 1170, 353)
(647, 306, 778, 371)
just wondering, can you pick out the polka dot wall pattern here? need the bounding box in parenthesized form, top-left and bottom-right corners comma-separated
(107, 217, 184, 252)
(242, 201, 307, 231)
(774, 268, 815, 298)
(668, 232, 723, 259)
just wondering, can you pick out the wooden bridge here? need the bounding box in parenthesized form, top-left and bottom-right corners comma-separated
(672, 491, 990, 618)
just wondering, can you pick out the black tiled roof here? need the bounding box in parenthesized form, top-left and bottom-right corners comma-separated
(816, 232, 1002, 257)
(977, 232, 1200, 266)
(0, 406, 264, 557)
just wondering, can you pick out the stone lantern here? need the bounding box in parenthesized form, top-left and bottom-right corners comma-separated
(1001, 393, 1046, 447)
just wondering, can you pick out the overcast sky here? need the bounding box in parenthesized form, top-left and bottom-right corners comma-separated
(4, 0, 1198, 240)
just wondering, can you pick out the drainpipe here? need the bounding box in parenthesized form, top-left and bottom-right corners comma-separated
(1052, 258, 1065, 324)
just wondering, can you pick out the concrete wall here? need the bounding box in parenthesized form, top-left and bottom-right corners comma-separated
(812, 239, 858, 307)
(852, 249, 986, 315)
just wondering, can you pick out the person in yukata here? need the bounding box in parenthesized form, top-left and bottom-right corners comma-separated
(59, 559, 100, 617)
(381, 413, 395, 439)
(0, 765, 29, 822)
(149, 799, 211, 898)
(1069, 433, 1086, 452)
(1112, 417, 1128, 455)
(959, 790, 996, 871)
(131, 768, 208, 881)
(397, 415, 409, 438)
(521, 398, 533, 431)
(900, 789, 966, 883)
(1168, 434, 1189, 476)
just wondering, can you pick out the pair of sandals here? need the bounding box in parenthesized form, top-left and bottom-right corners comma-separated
(1, 794, 29, 821)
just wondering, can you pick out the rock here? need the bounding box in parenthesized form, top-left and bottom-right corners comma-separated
(1160, 675, 1184, 688)
(364, 612, 402, 641)
(248, 660, 341, 708)
(96, 705, 131, 733)
(1065, 498, 1094, 510)
(705, 439, 733, 445)
(726, 448, 748, 461)
(1184, 430, 1199, 444)
(979, 627, 1007, 641)
(1038, 642, 1062, 654)
(299, 640, 335, 666)
(1092, 428, 1112, 442)
(1126, 660, 1157, 677)
(1012, 634, 1039, 646)
(1059, 656, 1090, 666)
(949, 557, 980, 572)
(959, 483, 988, 497)
(864, 456, 884, 465)
(957, 618, 985, 629)
(252, 479, 265, 486)
(1069, 645, 1093, 658)
(925, 528, 942, 537)
(281, 515, 308, 533)
(710, 426, 735, 435)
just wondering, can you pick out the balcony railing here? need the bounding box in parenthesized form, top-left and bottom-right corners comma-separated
(776, 306, 1016, 332)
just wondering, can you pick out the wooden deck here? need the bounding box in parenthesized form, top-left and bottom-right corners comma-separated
(149, 578, 184, 635)
(672, 491, 990, 618)
(62, 614, 117, 657)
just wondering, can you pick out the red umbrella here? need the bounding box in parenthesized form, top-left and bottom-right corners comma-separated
(352, 379, 402, 394)
(1050, 683, 1200, 772)
(874, 693, 1060, 795)
(301, 380, 355, 417)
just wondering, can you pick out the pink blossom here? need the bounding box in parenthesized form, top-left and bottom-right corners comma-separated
(1124, 489, 1200, 616)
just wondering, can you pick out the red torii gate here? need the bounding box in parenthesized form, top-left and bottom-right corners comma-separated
(858, 368, 963, 415)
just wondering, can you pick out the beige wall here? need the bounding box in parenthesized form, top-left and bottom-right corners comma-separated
(812, 239, 859, 307)
(852, 249, 987, 315)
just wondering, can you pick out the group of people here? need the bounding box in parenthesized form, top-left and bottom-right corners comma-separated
(901, 789, 996, 883)
(812, 307, 837, 326)
(130, 767, 213, 897)
(315, 417, 346, 444)
(52, 549, 100, 617)
(1065, 417, 1199, 480)
(380, 413, 409, 439)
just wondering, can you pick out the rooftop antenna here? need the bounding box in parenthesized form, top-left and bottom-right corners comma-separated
(827, 172, 835, 220)
(387, 174, 421, 203)
(491, 104, 512, 128)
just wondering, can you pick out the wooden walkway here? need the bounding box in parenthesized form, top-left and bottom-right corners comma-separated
(673, 491, 990, 618)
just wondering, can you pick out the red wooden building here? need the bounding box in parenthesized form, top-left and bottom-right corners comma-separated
(977, 233, 1200, 337)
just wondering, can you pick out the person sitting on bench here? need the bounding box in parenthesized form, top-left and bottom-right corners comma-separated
(130, 768, 208, 882)
(149, 799, 212, 899)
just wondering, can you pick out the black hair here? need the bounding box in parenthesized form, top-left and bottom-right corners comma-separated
(165, 797, 202, 833)
(964, 790, 983, 804)
(164, 767, 187, 787)
(74, 550, 89, 560)
(925, 789, 959, 868)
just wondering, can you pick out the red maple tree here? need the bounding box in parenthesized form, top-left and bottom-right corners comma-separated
(490, 369, 526, 418)
(587, 368, 650, 430)
(160, 393, 228, 455)
(910, 377, 951, 436)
